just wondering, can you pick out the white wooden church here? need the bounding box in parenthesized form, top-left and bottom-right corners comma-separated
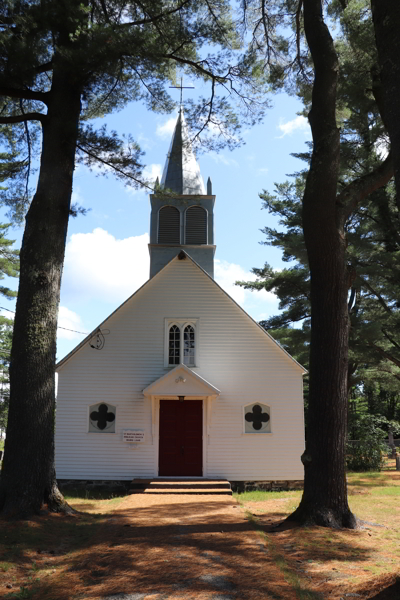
(55, 110, 306, 484)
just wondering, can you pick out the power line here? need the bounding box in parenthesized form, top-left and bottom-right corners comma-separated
(0, 306, 88, 335)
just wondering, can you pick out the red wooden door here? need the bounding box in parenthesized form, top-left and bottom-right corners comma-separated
(159, 400, 203, 476)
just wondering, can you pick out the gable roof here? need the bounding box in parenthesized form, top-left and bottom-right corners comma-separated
(56, 251, 307, 373)
(143, 363, 220, 397)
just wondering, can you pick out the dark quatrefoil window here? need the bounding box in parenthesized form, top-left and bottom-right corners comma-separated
(244, 403, 271, 433)
(89, 403, 116, 433)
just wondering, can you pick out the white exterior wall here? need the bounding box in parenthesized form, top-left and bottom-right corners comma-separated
(55, 257, 305, 481)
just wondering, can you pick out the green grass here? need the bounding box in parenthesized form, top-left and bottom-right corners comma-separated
(369, 486, 400, 496)
(233, 489, 302, 502)
(63, 489, 127, 501)
(0, 438, 4, 451)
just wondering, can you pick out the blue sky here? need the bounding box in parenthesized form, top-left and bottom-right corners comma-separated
(1, 90, 311, 361)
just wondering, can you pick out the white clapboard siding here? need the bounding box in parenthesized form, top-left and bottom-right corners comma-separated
(55, 255, 305, 481)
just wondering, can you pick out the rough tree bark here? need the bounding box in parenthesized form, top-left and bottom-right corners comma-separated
(0, 62, 81, 516)
(287, 0, 358, 528)
(371, 1, 400, 210)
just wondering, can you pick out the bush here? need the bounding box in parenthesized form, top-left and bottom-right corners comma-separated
(346, 415, 387, 471)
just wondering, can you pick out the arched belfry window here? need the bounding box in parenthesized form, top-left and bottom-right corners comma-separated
(158, 206, 180, 244)
(185, 206, 207, 244)
(168, 325, 181, 365)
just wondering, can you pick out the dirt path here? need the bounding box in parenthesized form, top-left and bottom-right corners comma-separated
(67, 493, 299, 600)
(4, 488, 398, 600)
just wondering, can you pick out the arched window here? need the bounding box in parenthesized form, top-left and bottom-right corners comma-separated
(158, 206, 180, 244)
(168, 325, 181, 365)
(166, 320, 197, 367)
(183, 325, 195, 366)
(185, 206, 207, 244)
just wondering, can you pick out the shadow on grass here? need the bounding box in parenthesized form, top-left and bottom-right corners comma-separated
(369, 578, 400, 599)
(0, 497, 380, 600)
(347, 472, 400, 489)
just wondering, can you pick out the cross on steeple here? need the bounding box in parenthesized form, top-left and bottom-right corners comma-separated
(169, 76, 194, 105)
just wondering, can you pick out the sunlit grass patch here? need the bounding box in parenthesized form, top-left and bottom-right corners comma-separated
(233, 489, 302, 502)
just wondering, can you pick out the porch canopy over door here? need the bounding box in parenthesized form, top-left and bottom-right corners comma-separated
(143, 364, 220, 472)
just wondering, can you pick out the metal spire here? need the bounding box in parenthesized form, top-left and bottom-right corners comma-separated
(160, 108, 206, 195)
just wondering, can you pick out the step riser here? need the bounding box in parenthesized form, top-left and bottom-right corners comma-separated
(130, 490, 232, 496)
(130, 478, 232, 495)
(143, 484, 230, 490)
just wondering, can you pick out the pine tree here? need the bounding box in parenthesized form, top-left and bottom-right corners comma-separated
(0, 0, 268, 516)
(239, 0, 395, 527)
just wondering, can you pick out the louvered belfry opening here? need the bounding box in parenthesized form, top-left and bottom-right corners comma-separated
(185, 206, 207, 244)
(158, 206, 180, 244)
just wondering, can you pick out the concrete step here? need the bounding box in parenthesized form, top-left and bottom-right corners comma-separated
(129, 478, 232, 495)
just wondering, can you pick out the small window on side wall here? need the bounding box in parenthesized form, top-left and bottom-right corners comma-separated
(89, 402, 116, 433)
(244, 403, 271, 433)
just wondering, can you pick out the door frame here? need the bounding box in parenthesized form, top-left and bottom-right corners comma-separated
(152, 396, 209, 478)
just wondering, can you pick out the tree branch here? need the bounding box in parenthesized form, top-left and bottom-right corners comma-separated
(76, 143, 154, 191)
(0, 112, 45, 124)
(359, 276, 392, 314)
(338, 152, 394, 222)
(368, 341, 400, 369)
(120, 0, 192, 28)
(381, 328, 400, 351)
(0, 86, 48, 104)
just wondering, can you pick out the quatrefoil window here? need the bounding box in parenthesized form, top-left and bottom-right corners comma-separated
(244, 403, 271, 433)
(89, 402, 116, 433)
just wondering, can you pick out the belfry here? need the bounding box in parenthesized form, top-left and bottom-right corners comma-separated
(148, 108, 216, 279)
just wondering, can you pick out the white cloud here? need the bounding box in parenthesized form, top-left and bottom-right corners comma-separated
(58, 306, 86, 340)
(208, 153, 239, 167)
(277, 115, 310, 138)
(156, 116, 177, 138)
(62, 228, 150, 304)
(257, 167, 269, 175)
(61, 229, 278, 326)
(214, 259, 278, 316)
(0, 307, 15, 320)
(124, 163, 162, 197)
(142, 163, 162, 184)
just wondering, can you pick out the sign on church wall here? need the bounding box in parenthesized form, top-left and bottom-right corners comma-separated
(123, 429, 145, 443)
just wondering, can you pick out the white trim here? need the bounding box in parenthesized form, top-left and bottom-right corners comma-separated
(164, 318, 199, 367)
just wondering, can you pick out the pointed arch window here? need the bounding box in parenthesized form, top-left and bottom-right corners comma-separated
(185, 206, 207, 244)
(166, 319, 198, 367)
(168, 325, 181, 365)
(183, 325, 195, 365)
(158, 206, 180, 244)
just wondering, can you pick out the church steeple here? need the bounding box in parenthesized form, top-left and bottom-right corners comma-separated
(161, 108, 206, 195)
(148, 109, 216, 279)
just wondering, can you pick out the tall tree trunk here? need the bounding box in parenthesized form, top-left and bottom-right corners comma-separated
(371, 1, 400, 211)
(0, 66, 81, 517)
(287, 0, 357, 528)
